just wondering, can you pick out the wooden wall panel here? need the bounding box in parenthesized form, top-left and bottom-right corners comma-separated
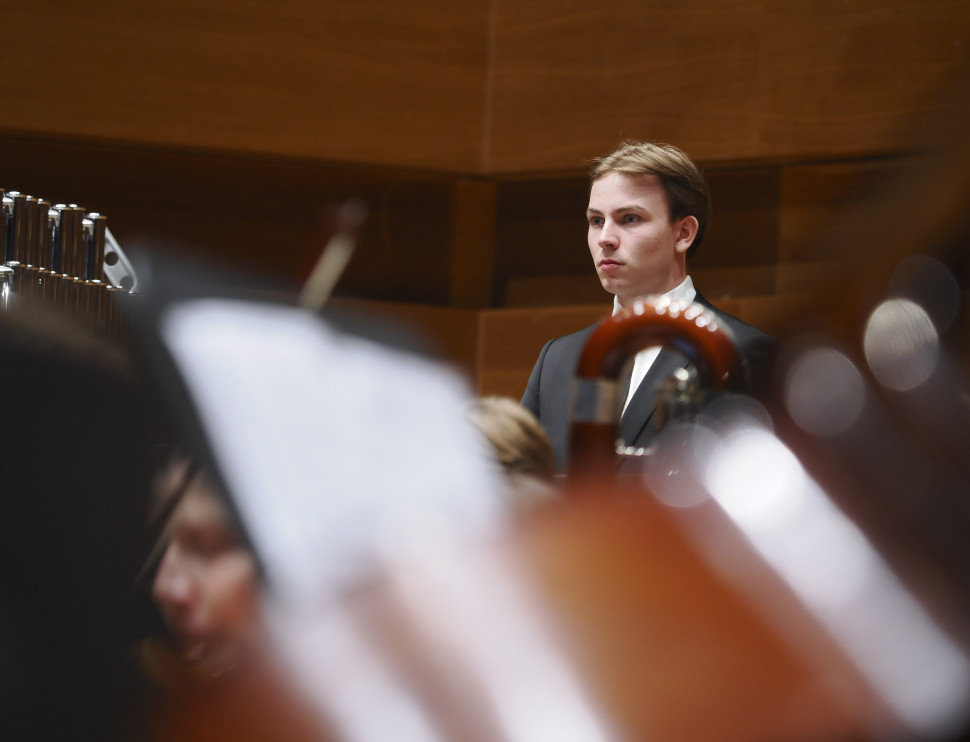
(0, 136, 457, 303)
(758, 2, 970, 160)
(493, 177, 591, 289)
(778, 156, 919, 266)
(4, 3, 962, 324)
(474, 295, 811, 400)
(494, 164, 784, 306)
(451, 180, 497, 306)
(329, 298, 480, 381)
(295, 297, 817, 401)
(709, 294, 816, 340)
(493, 155, 921, 308)
(487, 0, 970, 173)
(488, 0, 764, 172)
(691, 167, 780, 297)
(477, 305, 609, 398)
(2, 139, 918, 311)
(0, 0, 491, 171)
(504, 274, 607, 308)
(5, 1, 964, 176)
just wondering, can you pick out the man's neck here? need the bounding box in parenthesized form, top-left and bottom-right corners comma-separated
(613, 275, 695, 314)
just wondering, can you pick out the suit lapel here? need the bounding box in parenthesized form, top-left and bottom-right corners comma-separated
(618, 346, 689, 446)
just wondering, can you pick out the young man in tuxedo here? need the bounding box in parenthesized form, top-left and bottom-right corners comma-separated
(521, 141, 775, 472)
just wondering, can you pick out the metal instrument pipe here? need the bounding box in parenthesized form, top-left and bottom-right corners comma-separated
(84, 213, 107, 282)
(0, 189, 7, 262)
(7, 192, 26, 266)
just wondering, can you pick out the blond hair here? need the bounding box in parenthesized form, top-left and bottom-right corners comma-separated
(468, 396, 555, 481)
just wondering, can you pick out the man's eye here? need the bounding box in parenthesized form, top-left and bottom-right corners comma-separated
(623, 214, 640, 224)
(588, 216, 603, 227)
(186, 530, 236, 557)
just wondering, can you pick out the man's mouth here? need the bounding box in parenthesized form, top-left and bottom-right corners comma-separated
(599, 259, 622, 270)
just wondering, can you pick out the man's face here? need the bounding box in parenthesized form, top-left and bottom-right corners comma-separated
(152, 477, 261, 677)
(587, 172, 696, 307)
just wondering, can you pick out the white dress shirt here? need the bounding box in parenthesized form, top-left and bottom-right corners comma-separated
(613, 276, 696, 414)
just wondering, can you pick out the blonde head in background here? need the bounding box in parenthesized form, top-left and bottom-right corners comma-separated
(467, 396, 558, 511)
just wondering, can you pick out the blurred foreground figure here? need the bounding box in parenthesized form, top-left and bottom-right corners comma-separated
(130, 282, 970, 742)
(136, 457, 332, 742)
(0, 307, 154, 742)
(129, 270, 514, 741)
(146, 460, 262, 683)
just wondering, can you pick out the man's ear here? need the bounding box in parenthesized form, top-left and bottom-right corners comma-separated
(674, 216, 699, 254)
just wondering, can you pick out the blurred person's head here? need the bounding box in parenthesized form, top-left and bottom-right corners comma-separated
(0, 305, 155, 741)
(467, 396, 558, 510)
(150, 461, 262, 680)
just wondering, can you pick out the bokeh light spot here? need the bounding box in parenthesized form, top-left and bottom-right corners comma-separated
(785, 347, 866, 436)
(864, 299, 938, 391)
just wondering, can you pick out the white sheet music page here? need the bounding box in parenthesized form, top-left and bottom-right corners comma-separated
(160, 298, 507, 609)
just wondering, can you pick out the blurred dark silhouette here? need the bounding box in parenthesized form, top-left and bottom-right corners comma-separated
(0, 305, 156, 741)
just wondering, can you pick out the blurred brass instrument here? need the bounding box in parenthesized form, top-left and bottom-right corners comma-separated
(1, 187, 137, 343)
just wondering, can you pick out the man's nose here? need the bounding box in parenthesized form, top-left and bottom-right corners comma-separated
(599, 220, 618, 248)
(153, 547, 194, 608)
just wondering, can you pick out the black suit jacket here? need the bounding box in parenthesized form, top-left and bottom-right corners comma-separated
(520, 293, 776, 472)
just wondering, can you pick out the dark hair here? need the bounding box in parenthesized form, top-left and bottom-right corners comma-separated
(0, 306, 155, 740)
